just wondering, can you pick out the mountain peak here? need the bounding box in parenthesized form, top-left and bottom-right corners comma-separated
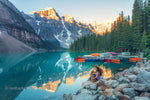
(30, 7, 60, 21)
(44, 7, 54, 10)
(64, 14, 75, 23)
(90, 15, 124, 35)
(80, 20, 88, 25)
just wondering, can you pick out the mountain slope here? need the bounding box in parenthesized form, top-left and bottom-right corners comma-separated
(23, 8, 95, 48)
(0, 0, 47, 50)
(0, 31, 35, 53)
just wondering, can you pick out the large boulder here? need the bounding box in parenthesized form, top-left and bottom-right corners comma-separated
(82, 81, 97, 88)
(105, 89, 113, 98)
(77, 88, 93, 95)
(129, 82, 147, 92)
(118, 77, 130, 83)
(145, 63, 150, 68)
(127, 75, 137, 82)
(88, 84, 98, 90)
(134, 96, 150, 100)
(73, 93, 99, 100)
(136, 62, 143, 66)
(114, 72, 124, 80)
(107, 80, 119, 88)
(98, 95, 106, 100)
(143, 67, 150, 72)
(137, 71, 150, 91)
(63, 94, 73, 100)
(115, 84, 129, 92)
(112, 89, 122, 97)
(140, 92, 150, 98)
(127, 67, 140, 75)
(122, 88, 136, 98)
(118, 95, 132, 100)
(108, 94, 119, 100)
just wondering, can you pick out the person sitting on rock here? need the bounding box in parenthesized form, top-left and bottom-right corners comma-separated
(92, 65, 102, 81)
(90, 70, 97, 83)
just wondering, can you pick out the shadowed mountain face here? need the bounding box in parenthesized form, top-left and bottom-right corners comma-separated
(23, 8, 95, 48)
(0, 31, 36, 53)
(0, 0, 56, 51)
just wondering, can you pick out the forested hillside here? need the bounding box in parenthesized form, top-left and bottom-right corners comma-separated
(69, 0, 150, 53)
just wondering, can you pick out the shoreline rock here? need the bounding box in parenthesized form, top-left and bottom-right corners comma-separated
(63, 61, 150, 100)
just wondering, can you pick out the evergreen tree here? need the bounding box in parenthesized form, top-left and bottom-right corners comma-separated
(132, 0, 144, 52)
(140, 30, 147, 51)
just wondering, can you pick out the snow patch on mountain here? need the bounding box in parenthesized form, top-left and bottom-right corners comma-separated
(78, 30, 82, 36)
(54, 35, 63, 43)
(61, 19, 72, 42)
(36, 20, 40, 25)
(37, 28, 40, 35)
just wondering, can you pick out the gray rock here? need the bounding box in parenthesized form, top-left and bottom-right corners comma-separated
(127, 75, 137, 82)
(98, 95, 106, 100)
(77, 89, 92, 94)
(112, 89, 122, 96)
(72, 95, 76, 100)
(115, 84, 129, 91)
(136, 62, 143, 66)
(77, 88, 98, 95)
(107, 80, 119, 88)
(108, 94, 119, 100)
(127, 67, 135, 73)
(129, 82, 147, 92)
(128, 67, 140, 73)
(63, 94, 73, 100)
(123, 88, 135, 98)
(137, 71, 150, 91)
(145, 63, 150, 68)
(118, 77, 130, 83)
(89, 84, 98, 90)
(91, 90, 99, 95)
(143, 67, 150, 72)
(73, 93, 99, 100)
(134, 96, 150, 100)
(97, 87, 101, 91)
(84, 84, 97, 90)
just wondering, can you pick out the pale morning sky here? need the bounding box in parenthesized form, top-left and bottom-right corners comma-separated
(9, 0, 135, 23)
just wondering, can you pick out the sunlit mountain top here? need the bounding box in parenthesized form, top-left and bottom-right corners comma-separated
(30, 7, 60, 21)
(64, 14, 75, 23)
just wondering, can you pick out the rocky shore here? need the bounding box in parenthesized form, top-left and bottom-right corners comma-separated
(63, 60, 150, 100)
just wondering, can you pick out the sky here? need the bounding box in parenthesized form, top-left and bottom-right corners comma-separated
(9, 0, 135, 24)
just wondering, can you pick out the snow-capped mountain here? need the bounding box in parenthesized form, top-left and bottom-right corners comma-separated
(23, 8, 95, 48)
(90, 16, 120, 35)
(30, 7, 60, 21)
(23, 7, 122, 49)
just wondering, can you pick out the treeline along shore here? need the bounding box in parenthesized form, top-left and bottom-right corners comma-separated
(69, 0, 150, 57)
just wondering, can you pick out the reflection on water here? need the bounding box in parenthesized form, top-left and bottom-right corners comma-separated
(0, 52, 136, 100)
(32, 79, 61, 93)
(100, 65, 114, 78)
(77, 73, 82, 77)
(66, 77, 75, 85)
(81, 73, 90, 80)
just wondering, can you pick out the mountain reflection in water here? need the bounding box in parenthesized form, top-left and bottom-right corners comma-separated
(0, 52, 136, 100)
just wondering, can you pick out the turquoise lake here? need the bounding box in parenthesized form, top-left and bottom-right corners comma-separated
(0, 52, 136, 100)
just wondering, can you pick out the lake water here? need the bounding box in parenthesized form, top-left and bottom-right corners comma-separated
(0, 52, 136, 100)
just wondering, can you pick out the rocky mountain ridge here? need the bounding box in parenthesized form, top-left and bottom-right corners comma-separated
(0, 0, 49, 52)
(24, 8, 95, 48)
(29, 7, 122, 36)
